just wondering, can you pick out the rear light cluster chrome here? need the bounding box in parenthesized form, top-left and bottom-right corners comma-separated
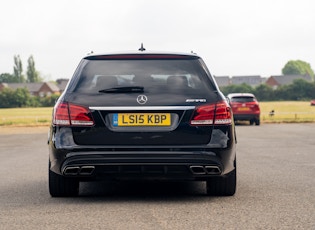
(53, 102, 94, 126)
(190, 101, 232, 125)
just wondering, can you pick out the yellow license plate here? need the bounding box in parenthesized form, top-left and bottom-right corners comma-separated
(238, 107, 250, 111)
(113, 113, 171, 126)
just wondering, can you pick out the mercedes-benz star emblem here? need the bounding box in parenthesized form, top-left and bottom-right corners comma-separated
(137, 95, 148, 105)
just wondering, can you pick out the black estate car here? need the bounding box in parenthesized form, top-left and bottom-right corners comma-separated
(48, 48, 237, 197)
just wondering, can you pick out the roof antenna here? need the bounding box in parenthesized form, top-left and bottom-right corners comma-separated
(139, 43, 146, 51)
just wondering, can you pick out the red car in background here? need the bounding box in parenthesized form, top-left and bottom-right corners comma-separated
(227, 93, 261, 125)
(311, 100, 315, 106)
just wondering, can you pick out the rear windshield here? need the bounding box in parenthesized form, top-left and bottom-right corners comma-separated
(71, 59, 215, 94)
(230, 96, 256, 102)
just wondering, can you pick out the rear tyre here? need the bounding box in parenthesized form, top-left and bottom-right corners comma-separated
(49, 167, 79, 197)
(206, 162, 236, 196)
(255, 119, 260, 126)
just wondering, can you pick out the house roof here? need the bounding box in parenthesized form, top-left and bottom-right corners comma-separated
(56, 79, 69, 91)
(8, 83, 43, 93)
(0, 83, 8, 87)
(3, 82, 60, 93)
(45, 82, 60, 92)
(214, 76, 230, 87)
(269, 75, 312, 85)
(231, 75, 263, 86)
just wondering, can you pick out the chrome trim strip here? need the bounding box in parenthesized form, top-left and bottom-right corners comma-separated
(89, 106, 195, 111)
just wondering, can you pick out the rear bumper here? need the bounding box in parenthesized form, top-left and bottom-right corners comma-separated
(233, 114, 259, 121)
(48, 125, 236, 181)
(49, 150, 235, 181)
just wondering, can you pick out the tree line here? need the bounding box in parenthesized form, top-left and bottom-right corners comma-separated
(1, 78, 314, 108)
(0, 55, 56, 108)
(221, 79, 315, 101)
(0, 58, 314, 108)
(0, 88, 59, 108)
(221, 59, 315, 101)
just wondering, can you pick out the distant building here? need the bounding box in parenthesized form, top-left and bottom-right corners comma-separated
(214, 76, 230, 87)
(0, 83, 8, 91)
(56, 78, 69, 93)
(0, 82, 60, 97)
(265, 75, 312, 89)
(231, 75, 264, 87)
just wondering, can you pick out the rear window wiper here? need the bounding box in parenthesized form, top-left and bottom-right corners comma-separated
(99, 86, 144, 93)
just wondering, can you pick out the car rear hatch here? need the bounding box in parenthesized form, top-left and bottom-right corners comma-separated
(55, 54, 232, 146)
(231, 96, 260, 114)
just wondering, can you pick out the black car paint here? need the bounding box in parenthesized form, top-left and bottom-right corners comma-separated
(48, 52, 236, 196)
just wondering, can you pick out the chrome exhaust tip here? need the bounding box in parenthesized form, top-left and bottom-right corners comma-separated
(63, 166, 80, 176)
(189, 165, 221, 175)
(79, 166, 95, 175)
(205, 166, 221, 174)
(189, 166, 206, 175)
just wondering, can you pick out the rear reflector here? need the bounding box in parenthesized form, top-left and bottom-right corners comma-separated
(53, 102, 94, 126)
(190, 101, 232, 125)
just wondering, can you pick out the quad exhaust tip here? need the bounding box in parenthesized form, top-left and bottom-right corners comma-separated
(205, 166, 221, 174)
(63, 166, 95, 176)
(79, 166, 95, 175)
(189, 165, 221, 175)
(63, 166, 80, 176)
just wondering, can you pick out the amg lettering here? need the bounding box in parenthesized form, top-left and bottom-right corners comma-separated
(186, 99, 206, 103)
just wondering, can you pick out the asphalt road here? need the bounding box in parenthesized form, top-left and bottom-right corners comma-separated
(0, 124, 314, 230)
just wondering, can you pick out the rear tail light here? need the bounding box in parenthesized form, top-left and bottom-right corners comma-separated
(246, 102, 260, 112)
(253, 104, 260, 112)
(53, 102, 94, 126)
(190, 101, 232, 125)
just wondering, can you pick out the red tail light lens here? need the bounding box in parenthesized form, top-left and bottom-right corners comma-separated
(69, 104, 95, 126)
(53, 102, 94, 126)
(53, 102, 70, 125)
(252, 103, 260, 112)
(190, 101, 232, 125)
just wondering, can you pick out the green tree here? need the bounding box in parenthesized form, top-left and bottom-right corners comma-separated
(0, 88, 12, 107)
(38, 94, 59, 107)
(221, 83, 254, 96)
(0, 87, 34, 108)
(287, 79, 314, 100)
(26, 55, 41, 82)
(271, 79, 315, 101)
(254, 84, 274, 101)
(0, 73, 19, 83)
(272, 84, 288, 101)
(282, 60, 314, 80)
(13, 55, 25, 83)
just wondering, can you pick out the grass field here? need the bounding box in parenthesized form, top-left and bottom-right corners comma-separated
(0, 107, 52, 126)
(260, 101, 315, 123)
(0, 101, 315, 127)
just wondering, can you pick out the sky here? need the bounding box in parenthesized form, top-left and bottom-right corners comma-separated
(1, 0, 315, 80)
